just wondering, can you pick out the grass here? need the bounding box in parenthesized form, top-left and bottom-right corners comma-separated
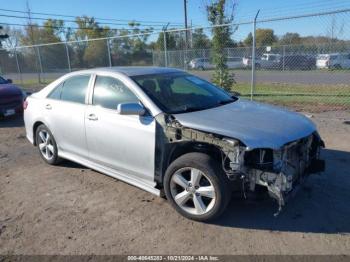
(15, 78, 350, 112)
(232, 82, 350, 111)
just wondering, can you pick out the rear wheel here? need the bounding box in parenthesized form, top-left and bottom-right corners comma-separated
(35, 124, 61, 165)
(164, 153, 231, 221)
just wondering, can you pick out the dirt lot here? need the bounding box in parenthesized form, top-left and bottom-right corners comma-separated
(0, 111, 350, 255)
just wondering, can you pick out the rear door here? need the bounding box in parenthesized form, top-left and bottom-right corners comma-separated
(45, 74, 91, 158)
(85, 74, 156, 183)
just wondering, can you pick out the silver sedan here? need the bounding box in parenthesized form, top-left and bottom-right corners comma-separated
(24, 67, 325, 221)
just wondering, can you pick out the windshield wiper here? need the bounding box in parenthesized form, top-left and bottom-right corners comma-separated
(174, 106, 205, 114)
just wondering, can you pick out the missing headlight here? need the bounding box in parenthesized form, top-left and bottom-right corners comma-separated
(244, 149, 274, 171)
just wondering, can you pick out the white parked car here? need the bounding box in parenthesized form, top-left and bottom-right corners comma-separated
(189, 57, 243, 70)
(243, 53, 281, 69)
(316, 53, 350, 69)
(260, 53, 281, 69)
(188, 58, 214, 70)
(23, 67, 325, 221)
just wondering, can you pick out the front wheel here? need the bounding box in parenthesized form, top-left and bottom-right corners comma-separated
(164, 153, 232, 221)
(36, 124, 61, 165)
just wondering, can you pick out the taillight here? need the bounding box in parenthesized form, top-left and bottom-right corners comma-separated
(23, 100, 28, 110)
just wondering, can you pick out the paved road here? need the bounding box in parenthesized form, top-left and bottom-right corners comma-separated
(4, 70, 350, 86)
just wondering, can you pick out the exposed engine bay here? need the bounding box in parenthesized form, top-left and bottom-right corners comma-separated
(156, 113, 325, 215)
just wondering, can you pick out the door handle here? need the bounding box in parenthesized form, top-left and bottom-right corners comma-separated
(45, 104, 52, 110)
(87, 114, 98, 121)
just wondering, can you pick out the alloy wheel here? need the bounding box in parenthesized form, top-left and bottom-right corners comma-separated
(38, 130, 55, 161)
(170, 167, 216, 215)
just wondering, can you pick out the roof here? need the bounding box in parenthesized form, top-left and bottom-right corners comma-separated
(74, 66, 184, 77)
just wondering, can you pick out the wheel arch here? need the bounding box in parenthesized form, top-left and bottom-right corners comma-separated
(156, 141, 224, 186)
(32, 121, 46, 146)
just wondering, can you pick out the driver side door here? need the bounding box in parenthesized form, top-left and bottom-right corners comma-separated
(85, 75, 156, 184)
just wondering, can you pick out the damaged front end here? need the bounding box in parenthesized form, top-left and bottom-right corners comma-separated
(243, 134, 325, 215)
(157, 113, 325, 215)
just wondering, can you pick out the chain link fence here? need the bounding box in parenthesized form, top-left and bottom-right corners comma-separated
(1, 9, 350, 112)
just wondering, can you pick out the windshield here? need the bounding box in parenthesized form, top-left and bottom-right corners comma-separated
(132, 72, 237, 114)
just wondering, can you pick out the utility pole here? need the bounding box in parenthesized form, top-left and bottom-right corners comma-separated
(250, 10, 260, 101)
(184, 0, 188, 47)
(162, 23, 170, 67)
(26, 1, 43, 83)
(183, 0, 189, 69)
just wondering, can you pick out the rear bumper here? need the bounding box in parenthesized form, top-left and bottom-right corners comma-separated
(0, 103, 23, 118)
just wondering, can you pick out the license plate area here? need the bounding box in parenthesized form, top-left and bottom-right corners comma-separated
(4, 109, 15, 116)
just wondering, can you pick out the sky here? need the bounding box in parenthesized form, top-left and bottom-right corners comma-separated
(1, 0, 350, 41)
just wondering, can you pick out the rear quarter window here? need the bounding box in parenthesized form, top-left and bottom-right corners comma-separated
(47, 82, 64, 100)
(60, 75, 91, 104)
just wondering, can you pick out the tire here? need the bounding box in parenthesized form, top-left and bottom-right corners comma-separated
(200, 66, 205, 71)
(35, 124, 61, 165)
(255, 63, 261, 70)
(164, 152, 232, 221)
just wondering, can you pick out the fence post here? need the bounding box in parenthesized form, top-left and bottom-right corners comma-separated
(106, 39, 112, 67)
(152, 51, 155, 66)
(35, 46, 44, 84)
(163, 30, 168, 67)
(65, 42, 71, 72)
(14, 48, 23, 84)
(250, 10, 260, 101)
(282, 45, 286, 71)
(64, 43, 71, 72)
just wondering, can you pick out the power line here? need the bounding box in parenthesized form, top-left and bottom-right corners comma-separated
(0, 7, 184, 25)
(0, 22, 158, 31)
(0, 13, 169, 27)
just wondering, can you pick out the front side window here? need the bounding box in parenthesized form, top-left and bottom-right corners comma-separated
(60, 75, 90, 104)
(93, 76, 138, 110)
(132, 73, 236, 114)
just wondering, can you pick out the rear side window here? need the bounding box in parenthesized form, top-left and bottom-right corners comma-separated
(48, 82, 64, 100)
(93, 76, 138, 110)
(60, 75, 90, 104)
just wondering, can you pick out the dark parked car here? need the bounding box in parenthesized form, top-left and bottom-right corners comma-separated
(0, 76, 25, 118)
(281, 55, 316, 70)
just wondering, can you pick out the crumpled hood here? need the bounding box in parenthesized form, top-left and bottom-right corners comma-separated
(0, 84, 22, 96)
(173, 98, 316, 149)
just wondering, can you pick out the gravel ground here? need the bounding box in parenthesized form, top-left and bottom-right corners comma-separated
(0, 111, 350, 255)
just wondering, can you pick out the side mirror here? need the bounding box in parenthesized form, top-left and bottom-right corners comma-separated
(7, 79, 13, 84)
(117, 103, 146, 116)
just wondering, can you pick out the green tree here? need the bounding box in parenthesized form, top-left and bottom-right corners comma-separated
(243, 29, 277, 47)
(207, 0, 235, 91)
(243, 32, 252, 46)
(191, 28, 211, 49)
(255, 29, 277, 47)
(71, 16, 112, 67)
(18, 20, 66, 73)
(279, 32, 301, 45)
(109, 23, 153, 66)
(156, 31, 176, 51)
